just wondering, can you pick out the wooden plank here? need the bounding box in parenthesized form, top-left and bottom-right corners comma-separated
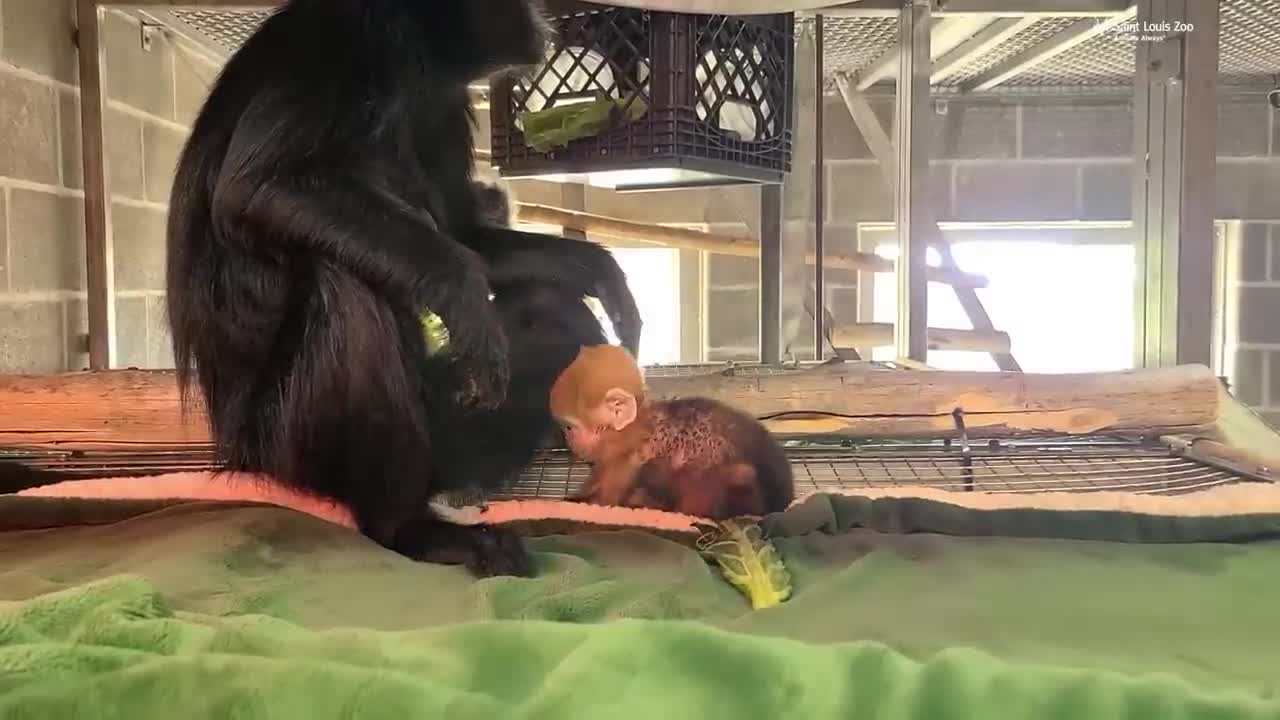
(0, 364, 1224, 448)
(516, 203, 989, 289)
(833, 323, 1011, 353)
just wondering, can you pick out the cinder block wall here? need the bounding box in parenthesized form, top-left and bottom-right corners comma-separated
(0, 5, 219, 373)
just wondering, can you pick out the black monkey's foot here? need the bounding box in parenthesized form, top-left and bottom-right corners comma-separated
(393, 517, 535, 578)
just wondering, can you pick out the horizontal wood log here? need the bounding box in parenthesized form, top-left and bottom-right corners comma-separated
(0, 364, 1224, 449)
(833, 323, 1012, 354)
(516, 203, 989, 289)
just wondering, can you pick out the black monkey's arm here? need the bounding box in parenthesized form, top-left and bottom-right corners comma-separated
(212, 174, 511, 405)
(471, 226, 644, 355)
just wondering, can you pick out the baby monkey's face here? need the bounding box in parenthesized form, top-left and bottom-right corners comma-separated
(557, 405, 616, 462)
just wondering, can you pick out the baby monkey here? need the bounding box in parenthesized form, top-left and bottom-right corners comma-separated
(549, 345, 795, 520)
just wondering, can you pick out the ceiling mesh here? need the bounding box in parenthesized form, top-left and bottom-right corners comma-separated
(167, 2, 1280, 89)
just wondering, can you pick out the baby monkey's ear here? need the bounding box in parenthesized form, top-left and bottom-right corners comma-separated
(602, 387, 638, 430)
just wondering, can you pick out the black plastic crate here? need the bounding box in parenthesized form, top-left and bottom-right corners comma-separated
(490, 5, 794, 189)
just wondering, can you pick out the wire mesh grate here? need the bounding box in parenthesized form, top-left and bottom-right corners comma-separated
(166, 1, 1280, 91)
(501, 434, 1252, 500)
(4, 434, 1256, 500)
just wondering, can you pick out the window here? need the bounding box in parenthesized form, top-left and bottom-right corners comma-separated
(593, 247, 682, 366)
(866, 226, 1135, 373)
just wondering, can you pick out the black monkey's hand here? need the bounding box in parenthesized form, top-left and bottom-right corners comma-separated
(445, 302, 511, 411)
(470, 227, 644, 356)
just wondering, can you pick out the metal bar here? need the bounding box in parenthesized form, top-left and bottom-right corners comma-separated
(813, 14, 826, 359)
(813, 0, 1132, 17)
(895, 0, 930, 363)
(965, 7, 1138, 92)
(930, 17, 1038, 84)
(1131, 0, 1218, 368)
(856, 16, 993, 91)
(838, 78, 1021, 371)
(759, 185, 784, 365)
(77, 0, 117, 370)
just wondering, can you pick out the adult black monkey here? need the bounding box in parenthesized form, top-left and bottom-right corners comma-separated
(166, 0, 639, 577)
(431, 180, 612, 506)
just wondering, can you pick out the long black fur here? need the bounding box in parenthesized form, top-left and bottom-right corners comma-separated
(166, 0, 639, 577)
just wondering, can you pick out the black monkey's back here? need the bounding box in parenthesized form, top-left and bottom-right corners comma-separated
(165, 0, 551, 577)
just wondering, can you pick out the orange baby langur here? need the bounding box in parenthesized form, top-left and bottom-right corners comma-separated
(549, 345, 794, 520)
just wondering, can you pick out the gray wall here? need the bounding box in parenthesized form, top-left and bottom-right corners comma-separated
(0, 4, 219, 372)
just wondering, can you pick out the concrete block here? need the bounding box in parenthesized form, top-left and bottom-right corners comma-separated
(0, 0, 77, 84)
(0, 72, 59, 185)
(705, 287, 758, 350)
(1216, 98, 1270, 157)
(111, 203, 167, 291)
(64, 298, 89, 371)
(1239, 223, 1270, 283)
(7, 188, 85, 292)
(953, 163, 1078, 222)
(1079, 162, 1132, 222)
(102, 11, 176, 120)
(105, 108, 145, 200)
(173, 50, 219, 126)
(1215, 161, 1280, 220)
(707, 254, 758, 289)
(821, 95, 891, 161)
(146, 294, 175, 368)
(59, 90, 83, 189)
(1271, 225, 1280, 282)
(114, 295, 148, 369)
(1021, 100, 1132, 158)
(1231, 348, 1265, 407)
(1238, 286, 1280, 344)
(827, 162, 893, 223)
(935, 99, 1018, 160)
(143, 120, 187, 203)
(0, 300, 65, 373)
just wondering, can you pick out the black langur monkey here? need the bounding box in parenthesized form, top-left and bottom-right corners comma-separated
(165, 0, 640, 577)
(432, 179, 611, 507)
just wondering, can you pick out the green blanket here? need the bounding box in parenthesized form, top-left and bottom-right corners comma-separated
(2, 493, 1279, 719)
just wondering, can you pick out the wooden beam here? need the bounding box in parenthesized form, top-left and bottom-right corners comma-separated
(0, 364, 1224, 447)
(832, 323, 1012, 353)
(76, 0, 117, 370)
(515, 203, 990, 288)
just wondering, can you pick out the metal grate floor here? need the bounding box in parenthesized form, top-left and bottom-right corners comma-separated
(505, 435, 1252, 500)
(3, 434, 1257, 501)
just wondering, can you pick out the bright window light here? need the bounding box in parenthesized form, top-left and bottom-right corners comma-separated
(589, 247, 682, 366)
(871, 240, 1135, 373)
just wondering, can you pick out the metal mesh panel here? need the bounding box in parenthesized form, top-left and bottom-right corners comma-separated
(1218, 0, 1280, 78)
(5, 434, 1257, 500)
(1014, 31, 1133, 86)
(935, 17, 1079, 87)
(819, 16, 899, 78)
(169, 9, 269, 51)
